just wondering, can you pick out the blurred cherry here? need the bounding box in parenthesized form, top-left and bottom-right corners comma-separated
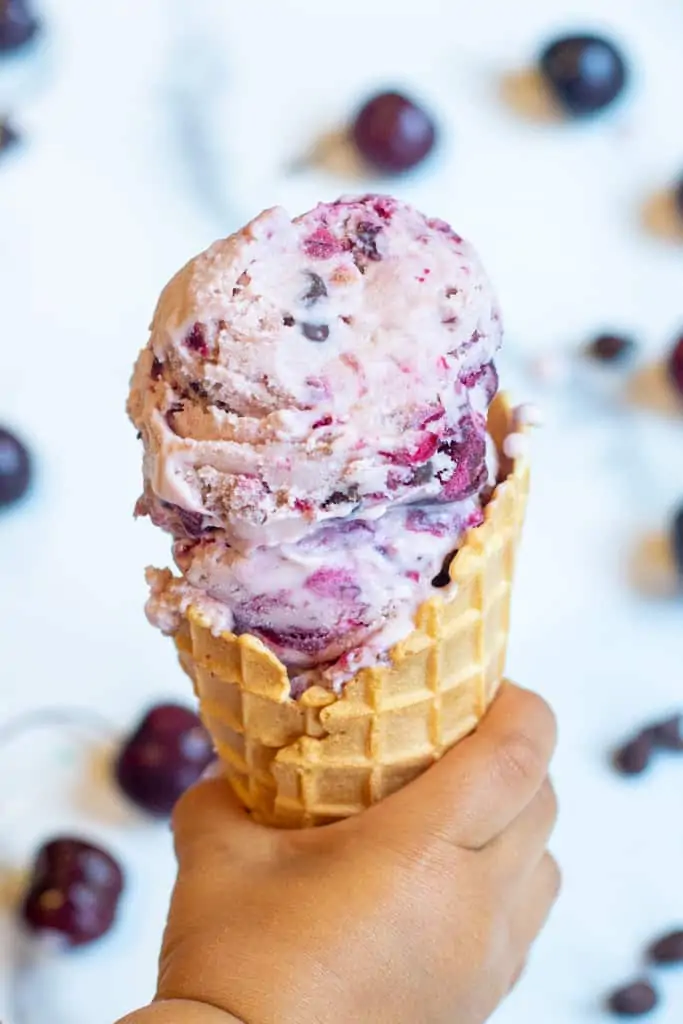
(0, 426, 31, 508)
(115, 703, 214, 816)
(351, 91, 437, 173)
(0, 0, 40, 53)
(21, 837, 124, 947)
(539, 34, 628, 116)
(667, 335, 683, 398)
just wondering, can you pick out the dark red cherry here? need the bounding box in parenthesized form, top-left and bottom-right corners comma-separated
(351, 91, 437, 173)
(606, 979, 658, 1017)
(585, 333, 636, 363)
(540, 35, 628, 116)
(21, 837, 124, 947)
(115, 703, 213, 816)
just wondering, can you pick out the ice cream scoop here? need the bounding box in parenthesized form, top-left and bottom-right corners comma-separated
(131, 195, 503, 690)
(129, 195, 501, 552)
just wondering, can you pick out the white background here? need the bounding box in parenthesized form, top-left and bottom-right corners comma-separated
(0, 0, 681, 1021)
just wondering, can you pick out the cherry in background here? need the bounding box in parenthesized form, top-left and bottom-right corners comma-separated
(649, 930, 683, 966)
(606, 980, 658, 1017)
(585, 333, 636, 364)
(351, 91, 437, 173)
(0, 426, 32, 508)
(539, 34, 628, 117)
(0, 0, 40, 52)
(21, 837, 124, 947)
(612, 714, 683, 777)
(114, 703, 214, 817)
(667, 334, 683, 399)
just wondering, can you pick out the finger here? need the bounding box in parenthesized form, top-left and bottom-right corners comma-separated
(482, 778, 558, 879)
(172, 770, 275, 869)
(366, 682, 557, 851)
(509, 852, 561, 968)
(508, 958, 528, 995)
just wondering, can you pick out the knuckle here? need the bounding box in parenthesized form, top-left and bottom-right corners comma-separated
(496, 729, 546, 786)
(373, 827, 459, 883)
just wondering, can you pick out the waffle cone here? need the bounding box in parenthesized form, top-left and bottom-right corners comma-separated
(173, 394, 530, 827)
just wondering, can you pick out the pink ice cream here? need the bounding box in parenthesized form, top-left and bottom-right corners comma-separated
(130, 195, 503, 691)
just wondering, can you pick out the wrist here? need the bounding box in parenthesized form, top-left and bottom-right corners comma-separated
(116, 999, 244, 1024)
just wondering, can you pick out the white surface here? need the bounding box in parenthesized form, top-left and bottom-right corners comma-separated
(0, 0, 681, 1021)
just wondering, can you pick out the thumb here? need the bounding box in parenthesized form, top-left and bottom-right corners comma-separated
(171, 766, 274, 868)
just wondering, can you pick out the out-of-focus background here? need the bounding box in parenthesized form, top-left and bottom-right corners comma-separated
(0, 0, 681, 1021)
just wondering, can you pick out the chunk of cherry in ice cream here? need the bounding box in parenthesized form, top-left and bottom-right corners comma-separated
(21, 838, 124, 947)
(137, 494, 209, 541)
(115, 703, 214, 817)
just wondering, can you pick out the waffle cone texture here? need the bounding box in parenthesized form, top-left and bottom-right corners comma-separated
(172, 394, 529, 827)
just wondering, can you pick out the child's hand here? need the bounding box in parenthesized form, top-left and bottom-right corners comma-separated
(122, 682, 559, 1024)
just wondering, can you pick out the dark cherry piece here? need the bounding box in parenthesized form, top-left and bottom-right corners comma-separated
(432, 551, 457, 589)
(411, 461, 433, 486)
(0, 0, 39, 52)
(115, 703, 214, 816)
(648, 930, 683, 965)
(0, 426, 31, 507)
(539, 35, 628, 116)
(667, 335, 683, 398)
(354, 222, 382, 262)
(301, 323, 330, 343)
(301, 272, 327, 307)
(321, 485, 360, 511)
(257, 624, 338, 657)
(351, 91, 437, 173)
(586, 333, 635, 363)
(612, 734, 652, 776)
(606, 980, 658, 1017)
(21, 837, 124, 947)
(646, 713, 683, 751)
(185, 322, 209, 357)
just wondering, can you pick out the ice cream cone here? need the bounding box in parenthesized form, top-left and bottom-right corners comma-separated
(171, 393, 529, 827)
